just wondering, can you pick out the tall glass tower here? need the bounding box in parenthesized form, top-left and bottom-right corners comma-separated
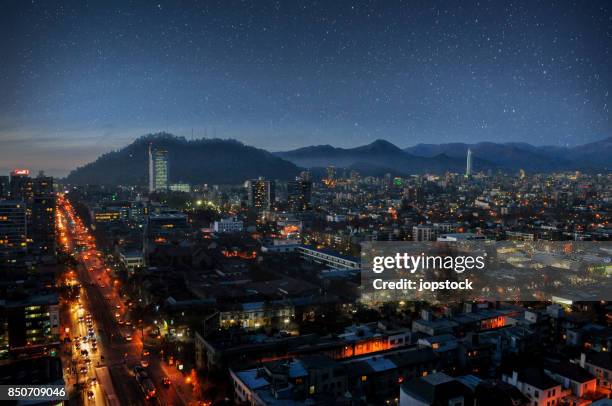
(148, 144, 168, 193)
(466, 148, 473, 178)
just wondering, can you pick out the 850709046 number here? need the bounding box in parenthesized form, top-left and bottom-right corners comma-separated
(1, 385, 68, 401)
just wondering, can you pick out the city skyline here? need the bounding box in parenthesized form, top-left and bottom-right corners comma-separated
(1, 0, 611, 175)
(2, 132, 611, 179)
(1, 155, 609, 405)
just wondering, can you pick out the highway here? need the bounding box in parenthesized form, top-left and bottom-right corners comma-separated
(57, 195, 189, 406)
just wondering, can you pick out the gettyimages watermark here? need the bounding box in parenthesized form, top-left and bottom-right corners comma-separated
(361, 240, 612, 304)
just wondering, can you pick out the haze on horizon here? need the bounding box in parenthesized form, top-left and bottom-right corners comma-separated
(1, 0, 610, 176)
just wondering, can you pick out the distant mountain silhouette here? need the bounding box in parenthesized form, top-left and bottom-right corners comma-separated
(275, 139, 493, 175)
(566, 137, 612, 169)
(67, 135, 610, 185)
(405, 137, 611, 172)
(65, 133, 301, 185)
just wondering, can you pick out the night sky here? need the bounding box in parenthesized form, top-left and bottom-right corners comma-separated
(1, 0, 611, 176)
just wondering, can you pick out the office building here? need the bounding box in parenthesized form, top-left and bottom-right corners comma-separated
(287, 175, 312, 211)
(119, 250, 145, 271)
(169, 182, 191, 193)
(146, 211, 189, 244)
(90, 206, 123, 224)
(466, 148, 473, 178)
(246, 177, 275, 211)
(1, 293, 60, 356)
(413, 225, 434, 241)
(31, 175, 55, 256)
(0, 176, 9, 199)
(213, 217, 244, 234)
(9, 169, 33, 201)
(297, 245, 360, 270)
(0, 201, 27, 265)
(148, 144, 169, 193)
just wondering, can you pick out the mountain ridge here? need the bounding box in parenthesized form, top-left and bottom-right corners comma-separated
(65, 134, 611, 186)
(403, 137, 611, 172)
(65, 133, 301, 185)
(274, 138, 494, 174)
(277, 137, 610, 173)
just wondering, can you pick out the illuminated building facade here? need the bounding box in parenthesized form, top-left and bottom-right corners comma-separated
(1, 293, 60, 356)
(412, 225, 434, 241)
(31, 175, 55, 256)
(9, 169, 33, 201)
(466, 148, 473, 178)
(92, 209, 122, 224)
(148, 144, 169, 193)
(218, 302, 293, 330)
(0, 201, 27, 265)
(297, 245, 360, 270)
(287, 176, 312, 211)
(146, 212, 189, 246)
(323, 166, 337, 187)
(213, 217, 244, 233)
(246, 177, 275, 211)
(169, 182, 191, 193)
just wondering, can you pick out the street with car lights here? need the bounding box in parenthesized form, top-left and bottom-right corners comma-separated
(57, 195, 195, 406)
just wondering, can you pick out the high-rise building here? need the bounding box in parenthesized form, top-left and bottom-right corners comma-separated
(31, 175, 55, 257)
(9, 169, 33, 201)
(0, 201, 27, 265)
(466, 148, 473, 178)
(148, 144, 169, 193)
(384, 173, 393, 187)
(246, 177, 275, 211)
(287, 175, 312, 212)
(33, 174, 53, 195)
(300, 171, 311, 182)
(404, 186, 424, 206)
(326, 166, 336, 181)
(1, 293, 60, 356)
(0, 176, 9, 199)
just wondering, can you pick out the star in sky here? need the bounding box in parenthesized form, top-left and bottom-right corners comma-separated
(0, 0, 610, 175)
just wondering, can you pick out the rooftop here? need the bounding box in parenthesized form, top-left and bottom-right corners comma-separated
(516, 367, 561, 390)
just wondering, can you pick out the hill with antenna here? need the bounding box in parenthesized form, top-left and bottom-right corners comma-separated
(65, 133, 301, 185)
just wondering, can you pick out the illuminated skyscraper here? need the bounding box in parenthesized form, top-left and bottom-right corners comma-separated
(466, 148, 473, 178)
(287, 173, 312, 212)
(246, 177, 275, 211)
(4, 170, 56, 260)
(148, 144, 169, 193)
(0, 201, 27, 265)
(9, 169, 33, 201)
(31, 174, 55, 257)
